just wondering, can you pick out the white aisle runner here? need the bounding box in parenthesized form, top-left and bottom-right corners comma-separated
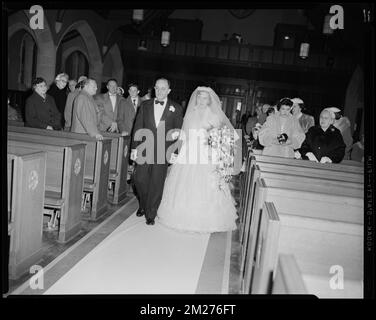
(44, 213, 210, 294)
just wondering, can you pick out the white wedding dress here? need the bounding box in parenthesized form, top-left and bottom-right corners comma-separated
(157, 105, 238, 233)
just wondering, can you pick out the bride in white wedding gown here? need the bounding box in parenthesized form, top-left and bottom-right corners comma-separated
(157, 87, 242, 233)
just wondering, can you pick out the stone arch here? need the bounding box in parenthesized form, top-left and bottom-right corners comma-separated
(8, 10, 56, 85)
(57, 20, 103, 85)
(103, 43, 124, 86)
(62, 46, 89, 70)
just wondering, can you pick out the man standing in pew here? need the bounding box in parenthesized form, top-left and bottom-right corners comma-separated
(117, 83, 142, 137)
(25, 77, 62, 130)
(64, 75, 87, 131)
(71, 79, 103, 140)
(95, 78, 126, 133)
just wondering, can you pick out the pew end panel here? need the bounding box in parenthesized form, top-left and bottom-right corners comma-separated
(244, 202, 280, 294)
(272, 254, 308, 294)
(86, 138, 111, 220)
(8, 139, 86, 243)
(7, 150, 47, 279)
(57, 144, 86, 243)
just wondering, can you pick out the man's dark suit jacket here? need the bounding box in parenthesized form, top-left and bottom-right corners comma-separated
(117, 96, 142, 135)
(131, 98, 184, 164)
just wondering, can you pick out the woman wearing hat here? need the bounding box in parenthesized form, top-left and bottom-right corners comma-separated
(258, 98, 305, 158)
(299, 108, 346, 163)
(291, 97, 315, 133)
(326, 107, 353, 160)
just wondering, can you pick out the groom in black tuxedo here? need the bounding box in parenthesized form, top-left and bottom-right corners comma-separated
(131, 78, 184, 225)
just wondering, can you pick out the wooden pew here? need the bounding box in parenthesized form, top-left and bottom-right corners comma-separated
(8, 139, 86, 243)
(271, 254, 308, 294)
(241, 179, 363, 296)
(8, 120, 24, 127)
(253, 154, 364, 174)
(7, 149, 46, 279)
(251, 202, 363, 298)
(106, 132, 131, 204)
(251, 159, 364, 183)
(238, 159, 363, 230)
(239, 163, 364, 245)
(8, 125, 130, 205)
(249, 148, 364, 167)
(8, 128, 113, 219)
(239, 151, 364, 218)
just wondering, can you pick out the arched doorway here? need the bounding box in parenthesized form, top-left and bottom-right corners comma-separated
(8, 29, 37, 91)
(57, 20, 103, 85)
(65, 51, 89, 81)
(8, 11, 56, 85)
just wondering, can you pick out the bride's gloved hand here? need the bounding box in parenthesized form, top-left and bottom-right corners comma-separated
(169, 153, 178, 164)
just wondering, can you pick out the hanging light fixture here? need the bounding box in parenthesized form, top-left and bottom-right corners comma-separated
(161, 30, 170, 47)
(55, 10, 65, 33)
(133, 9, 144, 23)
(322, 14, 334, 35)
(299, 42, 310, 59)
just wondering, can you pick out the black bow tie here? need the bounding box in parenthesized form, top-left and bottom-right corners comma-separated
(155, 100, 164, 105)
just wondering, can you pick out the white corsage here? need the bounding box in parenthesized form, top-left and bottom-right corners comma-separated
(169, 105, 175, 112)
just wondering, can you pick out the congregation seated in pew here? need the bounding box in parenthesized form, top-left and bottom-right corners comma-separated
(258, 98, 305, 158)
(297, 108, 346, 164)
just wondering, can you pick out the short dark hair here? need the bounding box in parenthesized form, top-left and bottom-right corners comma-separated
(106, 78, 118, 86)
(155, 77, 170, 88)
(32, 77, 46, 89)
(128, 83, 139, 90)
(277, 98, 293, 111)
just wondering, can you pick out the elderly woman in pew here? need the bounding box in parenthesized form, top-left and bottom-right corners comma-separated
(258, 98, 305, 158)
(25, 77, 62, 130)
(298, 108, 346, 164)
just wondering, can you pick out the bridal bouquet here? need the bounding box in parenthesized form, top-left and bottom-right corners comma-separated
(208, 125, 235, 190)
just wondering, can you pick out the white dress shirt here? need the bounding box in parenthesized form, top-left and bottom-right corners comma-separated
(154, 98, 167, 127)
(132, 97, 138, 111)
(109, 93, 117, 112)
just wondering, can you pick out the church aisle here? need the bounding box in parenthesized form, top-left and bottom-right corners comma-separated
(10, 195, 233, 295)
(44, 214, 210, 294)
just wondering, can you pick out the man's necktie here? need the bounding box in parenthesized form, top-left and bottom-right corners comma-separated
(155, 100, 164, 105)
(133, 99, 136, 107)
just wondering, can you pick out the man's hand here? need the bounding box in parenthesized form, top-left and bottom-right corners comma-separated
(95, 134, 103, 140)
(306, 152, 318, 162)
(108, 122, 118, 133)
(320, 156, 332, 164)
(130, 149, 137, 161)
(46, 125, 53, 130)
(121, 131, 129, 136)
(294, 151, 302, 159)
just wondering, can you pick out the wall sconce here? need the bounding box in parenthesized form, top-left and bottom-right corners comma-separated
(133, 9, 144, 23)
(299, 42, 310, 59)
(322, 14, 334, 35)
(161, 30, 170, 47)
